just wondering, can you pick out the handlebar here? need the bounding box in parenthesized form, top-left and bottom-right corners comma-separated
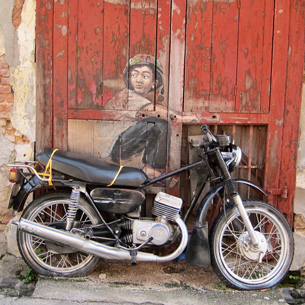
(200, 125, 209, 134)
(200, 125, 218, 148)
(199, 125, 231, 148)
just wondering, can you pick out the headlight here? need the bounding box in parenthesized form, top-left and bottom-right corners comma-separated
(221, 144, 242, 172)
(229, 145, 242, 172)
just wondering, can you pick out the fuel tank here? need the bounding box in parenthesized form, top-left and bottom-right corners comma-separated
(90, 188, 145, 214)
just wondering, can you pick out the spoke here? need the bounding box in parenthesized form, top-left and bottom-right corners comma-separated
(39, 208, 65, 223)
(226, 224, 242, 241)
(268, 251, 280, 262)
(24, 200, 97, 272)
(216, 204, 291, 286)
(57, 255, 73, 268)
(79, 211, 90, 224)
(222, 242, 240, 258)
(32, 239, 45, 252)
(40, 250, 55, 263)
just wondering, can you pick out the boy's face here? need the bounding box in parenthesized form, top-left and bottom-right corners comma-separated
(130, 66, 157, 96)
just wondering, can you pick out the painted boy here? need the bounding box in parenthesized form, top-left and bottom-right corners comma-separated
(106, 54, 163, 110)
(106, 54, 167, 170)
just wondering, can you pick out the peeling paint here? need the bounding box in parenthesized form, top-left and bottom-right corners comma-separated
(16, 0, 36, 64)
(10, 64, 36, 142)
(0, 0, 19, 66)
(61, 25, 67, 36)
(0, 27, 5, 56)
(0, 129, 14, 167)
(0, 0, 36, 226)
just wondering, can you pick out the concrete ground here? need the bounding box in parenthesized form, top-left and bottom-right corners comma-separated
(0, 227, 304, 305)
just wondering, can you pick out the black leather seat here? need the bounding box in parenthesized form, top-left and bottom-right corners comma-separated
(37, 148, 148, 187)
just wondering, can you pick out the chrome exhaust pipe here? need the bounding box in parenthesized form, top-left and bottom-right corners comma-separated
(13, 218, 188, 262)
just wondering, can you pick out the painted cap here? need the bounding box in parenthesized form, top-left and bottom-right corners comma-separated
(123, 54, 164, 91)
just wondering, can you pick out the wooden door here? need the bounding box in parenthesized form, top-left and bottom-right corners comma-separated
(66, 1, 171, 185)
(36, 0, 304, 224)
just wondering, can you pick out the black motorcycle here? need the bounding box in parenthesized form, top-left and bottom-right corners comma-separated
(7, 125, 293, 290)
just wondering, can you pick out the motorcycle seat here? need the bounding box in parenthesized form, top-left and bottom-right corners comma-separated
(37, 148, 148, 187)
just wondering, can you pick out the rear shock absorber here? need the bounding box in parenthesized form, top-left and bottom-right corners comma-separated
(66, 188, 80, 231)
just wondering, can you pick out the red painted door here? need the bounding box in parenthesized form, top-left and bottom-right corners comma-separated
(36, 0, 304, 224)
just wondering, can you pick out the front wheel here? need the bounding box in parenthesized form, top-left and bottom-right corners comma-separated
(210, 201, 294, 290)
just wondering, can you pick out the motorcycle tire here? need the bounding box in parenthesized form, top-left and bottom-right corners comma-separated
(17, 192, 101, 277)
(210, 200, 294, 290)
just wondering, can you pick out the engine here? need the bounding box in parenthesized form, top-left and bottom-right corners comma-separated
(132, 192, 183, 246)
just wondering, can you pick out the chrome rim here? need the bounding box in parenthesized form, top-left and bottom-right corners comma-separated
(24, 199, 96, 273)
(217, 207, 288, 285)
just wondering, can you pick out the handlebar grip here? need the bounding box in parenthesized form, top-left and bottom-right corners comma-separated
(201, 125, 208, 134)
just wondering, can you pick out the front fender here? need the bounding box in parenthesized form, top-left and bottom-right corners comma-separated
(195, 178, 267, 226)
(9, 175, 43, 215)
(185, 179, 267, 267)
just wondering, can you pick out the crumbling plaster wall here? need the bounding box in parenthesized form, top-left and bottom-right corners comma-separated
(0, 0, 36, 230)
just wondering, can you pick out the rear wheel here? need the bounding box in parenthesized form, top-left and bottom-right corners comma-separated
(210, 201, 293, 290)
(17, 192, 100, 277)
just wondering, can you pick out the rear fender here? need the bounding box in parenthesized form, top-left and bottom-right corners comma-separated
(185, 179, 267, 267)
(9, 175, 43, 215)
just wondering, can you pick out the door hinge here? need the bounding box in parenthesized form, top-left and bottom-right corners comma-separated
(267, 185, 288, 204)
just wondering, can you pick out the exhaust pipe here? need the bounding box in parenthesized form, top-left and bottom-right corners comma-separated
(13, 218, 188, 263)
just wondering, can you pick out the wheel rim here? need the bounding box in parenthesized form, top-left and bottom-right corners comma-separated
(216, 206, 289, 285)
(23, 199, 96, 274)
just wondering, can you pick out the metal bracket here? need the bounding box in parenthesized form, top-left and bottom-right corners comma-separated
(267, 185, 288, 204)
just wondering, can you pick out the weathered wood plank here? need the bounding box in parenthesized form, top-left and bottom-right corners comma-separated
(277, 0, 304, 225)
(128, 0, 158, 110)
(167, 0, 187, 196)
(36, 0, 53, 151)
(53, 0, 68, 149)
(184, 0, 212, 112)
(102, 0, 129, 109)
(236, 0, 272, 113)
(68, 108, 270, 125)
(210, 0, 238, 112)
(67, 0, 78, 109)
(156, 0, 171, 109)
(260, 0, 274, 113)
(264, 0, 290, 210)
(73, 0, 104, 109)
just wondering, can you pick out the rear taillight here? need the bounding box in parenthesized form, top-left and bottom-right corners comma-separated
(9, 168, 19, 183)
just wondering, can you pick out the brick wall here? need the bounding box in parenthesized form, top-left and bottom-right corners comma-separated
(0, 0, 36, 231)
(0, 56, 13, 115)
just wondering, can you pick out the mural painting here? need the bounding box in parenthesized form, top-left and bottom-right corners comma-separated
(68, 54, 169, 179)
(108, 54, 168, 173)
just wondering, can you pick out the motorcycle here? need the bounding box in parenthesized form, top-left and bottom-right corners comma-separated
(7, 125, 293, 290)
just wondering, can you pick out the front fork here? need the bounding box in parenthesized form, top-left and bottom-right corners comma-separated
(215, 149, 259, 247)
(231, 194, 259, 247)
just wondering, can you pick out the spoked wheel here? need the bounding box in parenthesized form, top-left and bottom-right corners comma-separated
(210, 201, 294, 290)
(17, 192, 100, 277)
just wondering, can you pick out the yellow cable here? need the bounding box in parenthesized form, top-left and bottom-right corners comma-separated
(107, 165, 124, 187)
(40, 148, 58, 187)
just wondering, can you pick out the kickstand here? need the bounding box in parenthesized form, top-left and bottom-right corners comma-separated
(130, 249, 137, 265)
(117, 237, 153, 266)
